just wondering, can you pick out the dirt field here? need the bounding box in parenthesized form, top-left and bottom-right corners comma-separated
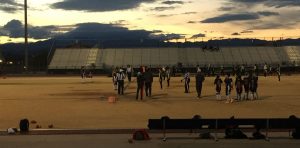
(0, 75, 300, 130)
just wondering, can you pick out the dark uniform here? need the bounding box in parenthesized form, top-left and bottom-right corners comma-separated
(183, 72, 190, 93)
(195, 71, 205, 98)
(144, 68, 153, 97)
(235, 76, 243, 101)
(159, 69, 163, 90)
(243, 75, 250, 100)
(166, 69, 171, 87)
(249, 74, 258, 100)
(136, 73, 145, 100)
(117, 70, 126, 95)
(224, 74, 233, 103)
(214, 75, 223, 100)
(126, 65, 133, 82)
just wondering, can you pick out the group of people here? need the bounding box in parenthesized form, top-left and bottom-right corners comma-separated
(263, 63, 281, 81)
(213, 72, 258, 103)
(80, 66, 93, 82)
(106, 63, 282, 103)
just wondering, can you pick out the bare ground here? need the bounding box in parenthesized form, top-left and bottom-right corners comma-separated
(0, 75, 299, 130)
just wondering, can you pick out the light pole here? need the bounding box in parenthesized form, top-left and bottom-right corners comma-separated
(24, 0, 28, 71)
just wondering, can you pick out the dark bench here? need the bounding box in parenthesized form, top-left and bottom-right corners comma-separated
(148, 117, 300, 141)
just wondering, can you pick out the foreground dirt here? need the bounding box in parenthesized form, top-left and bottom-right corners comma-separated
(0, 75, 299, 129)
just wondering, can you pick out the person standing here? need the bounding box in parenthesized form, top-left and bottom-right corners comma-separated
(136, 72, 145, 100)
(195, 69, 205, 98)
(126, 65, 133, 82)
(263, 63, 268, 77)
(117, 69, 126, 95)
(182, 71, 190, 93)
(235, 75, 243, 101)
(166, 68, 171, 87)
(158, 68, 163, 90)
(276, 64, 281, 81)
(224, 74, 233, 103)
(214, 75, 223, 100)
(144, 68, 153, 97)
(249, 73, 258, 100)
(112, 71, 118, 90)
(243, 73, 250, 100)
(80, 66, 86, 82)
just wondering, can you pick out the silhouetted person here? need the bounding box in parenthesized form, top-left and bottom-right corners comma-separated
(195, 70, 205, 98)
(136, 72, 145, 100)
(144, 68, 153, 97)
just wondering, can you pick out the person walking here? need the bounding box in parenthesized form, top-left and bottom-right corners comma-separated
(195, 69, 205, 98)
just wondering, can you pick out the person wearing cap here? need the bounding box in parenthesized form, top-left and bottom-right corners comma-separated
(117, 69, 126, 95)
(136, 72, 145, 100)
(195, 69, 205, 98)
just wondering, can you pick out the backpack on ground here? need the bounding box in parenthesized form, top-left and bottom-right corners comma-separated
(132, 129, 150, 140)
(19, 119, 29, 132)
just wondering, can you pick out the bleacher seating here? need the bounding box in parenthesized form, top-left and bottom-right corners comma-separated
(48, 46, 300, 70)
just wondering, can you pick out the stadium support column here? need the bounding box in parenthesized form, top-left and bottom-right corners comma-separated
(24, 0, 28, 71)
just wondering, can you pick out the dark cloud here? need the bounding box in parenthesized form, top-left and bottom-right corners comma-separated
(3, 19, 24, 38)
(190, 33, 206, 39)
(151, 6, 176, 11)
(0, 0, 23, 13)
(201, 13, 260, 23)
(240, 30, 254, 33)
(257, 11, 280, 16)
(1, 20, 178, 41)
(60, 23, 154, 40)
(1, 20, 61, 39)
(229, 0, 300, 8)
(231, 32, 241, 36)
(51, 0, 155, 12)
(162, 0, 184, 5)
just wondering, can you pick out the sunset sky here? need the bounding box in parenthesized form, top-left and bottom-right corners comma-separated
(0, 0, 300, 43)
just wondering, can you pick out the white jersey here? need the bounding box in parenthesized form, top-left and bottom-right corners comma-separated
(117, 72, 126, 81)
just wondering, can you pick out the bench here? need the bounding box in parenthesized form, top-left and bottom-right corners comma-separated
(148, 117, 300, 141)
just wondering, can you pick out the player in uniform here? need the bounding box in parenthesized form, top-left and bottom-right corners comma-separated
(214, 75, 223, 100)
(243, 73, 250, 100)
(224, 74, 233, 103)
(235, 75, 243, 101)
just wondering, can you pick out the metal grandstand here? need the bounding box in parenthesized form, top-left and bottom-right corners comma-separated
(48, 46, 300, 70)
